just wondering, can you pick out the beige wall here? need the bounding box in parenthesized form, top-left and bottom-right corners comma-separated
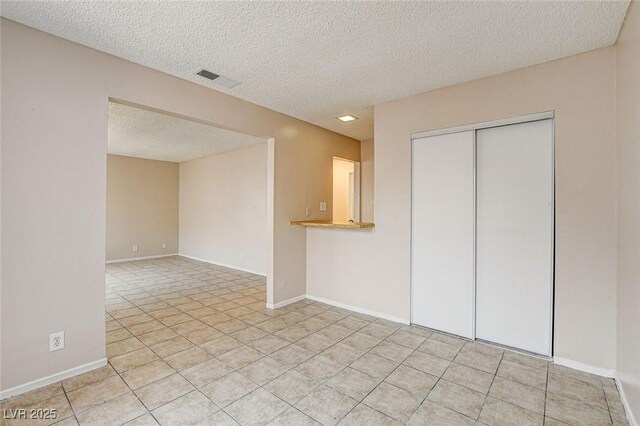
(360, 139, 374, 222)
(2, 20, 108, 391)
(179, 144, 268, 275)
(106, 155, 178, 261)
(307, 47, 618, 370)
(616, 2, 640, 420)
(0, 19, 359, 392)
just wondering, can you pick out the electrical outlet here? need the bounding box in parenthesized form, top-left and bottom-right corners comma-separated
(162, 243, 167, 249)
(305, 207, 310, 217)
(320, 202, 327, 212)
(132, 245, 138, 252)
(49, 331, 64, 352)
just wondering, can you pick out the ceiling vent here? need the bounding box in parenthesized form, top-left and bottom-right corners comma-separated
(196, 69, 241, 89)
(196, 69, 219, 80)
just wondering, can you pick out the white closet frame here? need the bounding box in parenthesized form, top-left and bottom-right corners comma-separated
(410, 110, 555, 356)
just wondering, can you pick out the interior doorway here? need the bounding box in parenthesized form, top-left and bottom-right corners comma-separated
(332, 157, 361, 222)
(106, 100, 271, 275)
(104, 99, 277, 361)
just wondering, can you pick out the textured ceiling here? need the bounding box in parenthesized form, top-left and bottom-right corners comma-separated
(108, 102, 265, 163)
(2, 1, 629, 140)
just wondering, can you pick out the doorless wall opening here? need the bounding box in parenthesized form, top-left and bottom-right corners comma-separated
(332, 157, 361, 223)
(106, 98, 276, 305)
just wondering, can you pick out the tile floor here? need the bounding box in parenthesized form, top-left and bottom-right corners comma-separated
(1, 256, 630, 425)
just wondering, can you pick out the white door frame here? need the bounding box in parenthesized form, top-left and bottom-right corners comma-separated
(409, 111, 555, 356)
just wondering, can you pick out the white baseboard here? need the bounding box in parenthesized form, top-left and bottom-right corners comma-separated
(106, 253, 178, 264)
(265, 294, 307, 310)
(178, 253, 266, 277)
(0, 358, 107, 400)
(553, 356, 616, 378)
(306, 294, 410, 325)
(615, 372, 639, 426)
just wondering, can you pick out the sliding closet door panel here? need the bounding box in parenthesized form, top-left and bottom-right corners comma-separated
(476, 119, 553, 355)
(412, 131, 475, 338)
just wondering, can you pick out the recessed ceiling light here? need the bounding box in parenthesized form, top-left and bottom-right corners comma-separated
(337, 115, 358, 122)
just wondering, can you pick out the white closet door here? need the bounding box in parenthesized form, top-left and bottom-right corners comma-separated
(412, 131, 475, 338)
(476, 119, 554, 356)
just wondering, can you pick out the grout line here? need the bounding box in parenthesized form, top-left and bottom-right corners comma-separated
(544, 359, 549, 421)
(103, 258, 268, 423)
(13, 256, 624, 426)
(416, 342, 481, 423)
(107, 258, 316, 423)
(478, 348, 504, 421)
(111, 359, 153, 423)
(110, 258, 418, 425)
(60, 382, 78, 425)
